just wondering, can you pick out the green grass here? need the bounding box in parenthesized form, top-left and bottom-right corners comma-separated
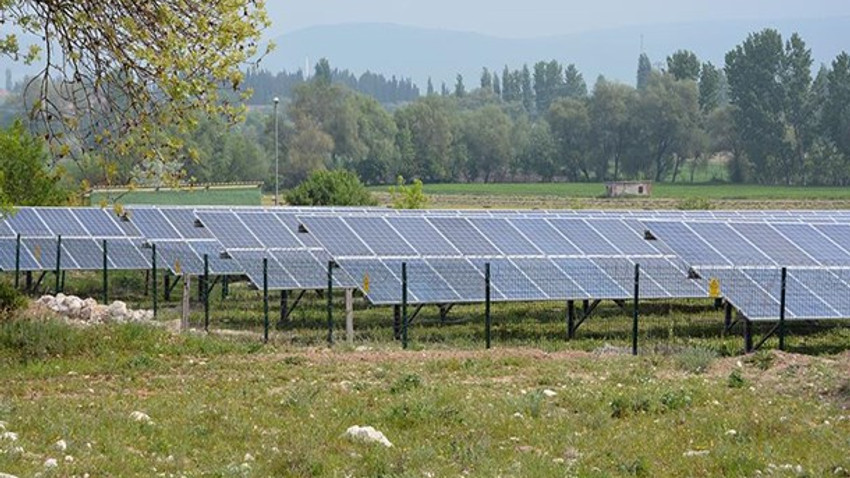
(89, 187, 262, 206)
(2, 274, 850, 476)
(394, 182, 850, 201)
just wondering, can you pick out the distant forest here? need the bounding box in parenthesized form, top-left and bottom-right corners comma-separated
(2, 28, 850, 190)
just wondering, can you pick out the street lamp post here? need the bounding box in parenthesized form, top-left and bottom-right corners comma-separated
(273, 96, 280, 206)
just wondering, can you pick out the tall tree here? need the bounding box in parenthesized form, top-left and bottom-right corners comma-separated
(462, 105, 512, 182)
(588, 77, 637, 180)
(823, 52, 850, 159)
(480, 67, 493, 91)
(520, 64, 534, 113)
(427, 77, 435, 96)
(666, 50, 701, 81)
(0, 0, 269, 171)
(637, 53, 652, 90)
(781, 33, 814, 183)
(563, 64, 587, 98)
(725, 29, 788, 183)
(492, 72, 501, 97)
(547, 98, 592, 180)
(454, 74, 466, 98)
(314, 58, 333, 85)
(698, 62, 722, 112)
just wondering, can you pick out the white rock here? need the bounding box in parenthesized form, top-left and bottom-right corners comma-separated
(0, 431, 18, 441)
(55, 439, 67, 451)
(130, 411, 153, 424)
(244, 453, 255, 462)
(43, 458, 58, 469)
(0, 472, 20, 478)
(91, 305, 109, 323)
(683, 450, 710, 457)
(725, 429, 737, 436)
(55, 293, 66, 303)
(83, 298, 97, 308)
(343, 425, 393, 448)
(0, 421, 5, 431)
(513, 412, 524, 419)
(542, 389, 558, 397)
(38, 295, 54, 305)
(108, 301, 128, 319)
(64, 455, 74, 463)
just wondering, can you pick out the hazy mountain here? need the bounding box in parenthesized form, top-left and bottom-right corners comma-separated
(263, 18, 850, 90)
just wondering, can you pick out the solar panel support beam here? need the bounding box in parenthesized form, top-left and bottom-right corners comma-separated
(393, 305, 401, 340)
(632, 263, 640, 356)
(723, 301, 734, 333)
(778, 267, 787, 351)
(152, 244, 158, 319)
(54, 235, 62, 294)
(401, 262, 408, 350)
(744, 319, 753, 353)
(278, 290, 288, 328)
(203, 254, 210, 333)
(345, 288, 354, 344)
(164, 273, 171, 301)
(263, 258, 269, 344)
(102, 239, 108, 304)
(327, 261, 334, 346)
(14, 233, 20, 289)
(485, 262, 492, 349)
(567, 300, 576, 340)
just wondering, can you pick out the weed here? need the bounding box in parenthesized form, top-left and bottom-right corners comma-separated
(675, 347, 717, 374)
(728, 369, 747, 388)
(659, 389, 692, 412)
(389, 373, 422, 394)
(746, 350, 775, 370)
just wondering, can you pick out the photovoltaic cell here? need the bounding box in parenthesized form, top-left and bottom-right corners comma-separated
(0, 219, 15, 237)
(230, 250, 298, 290)
(23, 238, 79, 270)
(429, 217, 500, 256)
(62, 238, 104, 269)
(643, 221, 728, 266)
(344, 217, 417, 256)
(5, 208, 51, 236)
(510, 258, 588, 299)
(104, 239, 150, 270)
(586, 219, 658, 255)
(383, 259, 460, 303)
(335, 259, 402, 304)
(161, 208, 212, 239)
(386, 217, 459, 256)
(426, 258, 492, 301)
(189, 241, 244, 275)
(238, 213, 302, 249)
(128, 208, 182, 240)
(195, 212, 262, 249)
(508, 218, 581, 256)
(72, 209, 124, 237)
(687, 222, 771, 265)
(37, 209, 88, 237)
(548, 219, 619, 255)
(299, 216, 373, 257)
(154, 242, 202, 275)
(771, 223, 850, 265)
(0, 238, 39, 270)
(731, 223, 817, 266)
(468, 218, 541, 256)
(551, 258, 629, 298)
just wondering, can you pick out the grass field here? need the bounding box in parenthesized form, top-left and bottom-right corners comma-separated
(89, 186, 263, 206)
(406, 182, 850, 201)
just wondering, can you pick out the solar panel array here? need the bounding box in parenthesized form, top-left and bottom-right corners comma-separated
(298, 215, 704, 305)
(4, 205, 850, 322)
(644, 220, 850, 321)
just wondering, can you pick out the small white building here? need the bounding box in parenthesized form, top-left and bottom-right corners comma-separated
(605, 181, 652, 198)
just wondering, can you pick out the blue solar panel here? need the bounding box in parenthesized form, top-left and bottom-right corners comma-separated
(275, 213, 320, 247)
(154, 242, 202, 274)
(548, 219, 619, 255)
(551, 258, 629, 298)
(0, 219, 15, 237)
(274, 250, 354, 289)
(195, 212, 262, 249)
(238, 213, 302, 249)
(344, 217, 417, 256)
(731, 223, 817, 267)
(335, 259, 402, 304)
(470, 258, 544, 301)
(644, 222, 729, 266)
(386, 217, 459, 256)
(5, 209, 51, 236)
(23, 238, 79, 270)
(190, 241, 244, 275)
(771, 223, 850, 265)
(161, 208, 212, 239)
(37, 209, 88, 237)
(0, 238, 39, 270)
(128, 209, 182, 240)
(72, 209, 125, 237)
(511, 258, 588, 299)
(230, 250, 299, 290)
(812, 225, 850, 261)
(426, 258, 491, 301)
(62, 239, 104, 269)
(468, 218, 541, 256)
(586, 219, 658, 255)
(687, 222, 770, 265)
(299, 216, 373, 256)
(429, 217, 500, 256)
(103, 239, 150, 270)
(383, 259, 460, 303)
(508, 218, 581, 256)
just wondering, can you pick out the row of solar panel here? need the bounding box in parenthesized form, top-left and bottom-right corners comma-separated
(0, 237, 149, 271)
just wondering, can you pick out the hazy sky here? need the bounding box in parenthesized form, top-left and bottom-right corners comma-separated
(266, 0, 850, 38)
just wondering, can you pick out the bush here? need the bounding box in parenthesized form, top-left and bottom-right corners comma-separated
(388, 175, 429, 209)
(285, 169, 377, 206)
(675, 347, 717, 374)
(0, 280, 27, 316)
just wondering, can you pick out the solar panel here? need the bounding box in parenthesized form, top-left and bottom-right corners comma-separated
(128, 208, 182, 240)
(428, 217, 500, 256)
(61, 238, 105, 270)
(470, 258, 545, 301)
(508, 218, 581, 256)
(335, 259, 402, 304)
(0, 219, 15, 237)
(71, 209, 125, 237)
(510, 258, 588, 299)
(275, 213, 320, 247)
(23, 238, 79, 270)
(550, 258, 630, 299)
(771, 223, 850, 265)
(190, 241, 244, 275)
(586, 219, 658, 255)
(195, 212, 262, 249)
(385, 217, 459, 256)
(426, 258, 490, 301)
(238, 212, 302, 249)
(299, 216, 373, 257)
(344, 217, 417, 256)
(230, 250, 299, 290)
(154, 242, 202, 275)
(37, 209, 88, 237)
(548, 219, 619, 255)
(468, 218, 541, 256)
(643, 222, 729, 266)
(731, 223, 817, 267)
(103, 239, 150, 270)
(383, 259, 460, 304)
(5, 208, 51, 236)
(813, 224, 850, 261)
(161, 208, 212, 239)
(0, 238, 39, 271)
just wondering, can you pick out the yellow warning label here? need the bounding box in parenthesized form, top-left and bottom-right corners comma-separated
(174, 259, 182, 275)
(708, 278, 721, 298)
(362, 273, 370, 294)
(33, 244, 42, 262)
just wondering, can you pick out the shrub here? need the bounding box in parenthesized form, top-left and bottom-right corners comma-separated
(285, 169, 377, 206)
(388, 175, 429, 209)
(0, 280, 27, 316)
(676, 197, 713, 210)
(675, 347, 717, 374)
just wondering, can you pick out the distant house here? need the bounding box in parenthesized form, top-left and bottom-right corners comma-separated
(605, 181, 652, 198)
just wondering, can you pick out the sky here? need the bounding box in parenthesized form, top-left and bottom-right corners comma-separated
(266, 0, 850, 38)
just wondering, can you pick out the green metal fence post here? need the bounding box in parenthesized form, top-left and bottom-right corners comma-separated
(102, 239, 108, 304)
(779, 267, 787, 351)
(203, 254, 210, 332)
(567, 300, 576, 340)
(55, 235, 62, 294)
(263, 258, 269, 343)
(327, 261, 334, 346)
(485, 262, 491, 350)
(402, 262, 408, 350)
(152, 243, 158, 318)
(632, 263, 640, 356)
(14, 233, 20, 289)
